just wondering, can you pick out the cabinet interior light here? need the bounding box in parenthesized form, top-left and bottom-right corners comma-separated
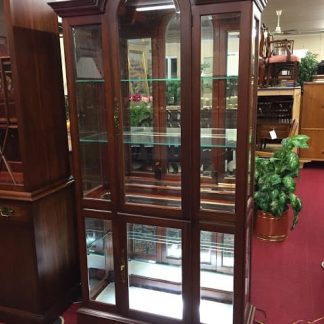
(136, 4, 175, 12)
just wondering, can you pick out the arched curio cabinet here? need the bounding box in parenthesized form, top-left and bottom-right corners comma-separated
(48, 0, 267, 323)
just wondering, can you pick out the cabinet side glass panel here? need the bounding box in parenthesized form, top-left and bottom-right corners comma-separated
(200, 231, 234, 324)
(247, 17, 258, 196)
(127, 224, 183, 319)
(86, 218, 116, 304)
(72, 25, 110, 201)
(0, 6, 22, 186)
(200, 14, 240, 213)
(118, 1, 182, 209)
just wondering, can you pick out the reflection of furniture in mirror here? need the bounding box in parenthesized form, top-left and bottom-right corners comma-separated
(0, 1, 79, 323)
(256, 87, 301, 150)
(49, 0, 266, 323)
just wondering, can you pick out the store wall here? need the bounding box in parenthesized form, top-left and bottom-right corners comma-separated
(275, 33, 324, 61)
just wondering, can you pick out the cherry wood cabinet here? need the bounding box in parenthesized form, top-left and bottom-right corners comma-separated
(0, 0, 79, 323)
(299, 82, 324, 161)
(48, 0, 266, 323)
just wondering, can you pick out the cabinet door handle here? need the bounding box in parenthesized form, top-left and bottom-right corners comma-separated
(120, 251, 126, 284)
(0, 206, 15, 217)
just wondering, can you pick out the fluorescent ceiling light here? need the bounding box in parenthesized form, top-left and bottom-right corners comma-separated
(136, 4, 175, 12)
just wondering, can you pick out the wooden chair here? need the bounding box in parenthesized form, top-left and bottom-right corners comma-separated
(266, 39, 300, 86)
(258, 25, 300, 87)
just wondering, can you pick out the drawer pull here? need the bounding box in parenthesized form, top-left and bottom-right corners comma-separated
(0, 206, 15, 217)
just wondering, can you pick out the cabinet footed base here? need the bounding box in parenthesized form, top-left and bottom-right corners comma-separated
(0, 284, 80, 324)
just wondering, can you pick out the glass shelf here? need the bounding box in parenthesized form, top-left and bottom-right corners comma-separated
(200, 75, 238, 81)
(80, 127, 236, 149)
(118, 76, 238, 82)
(121, 78, 181, 82)
(75, 79, 104, 83)
(87, 229, 112, 255)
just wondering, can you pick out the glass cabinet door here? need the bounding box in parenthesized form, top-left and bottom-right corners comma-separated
(200, 231, 234, 324)
(127, 224, 183, 319)
(86, 218, 116, 304)
(117, 1, 182, 209)
(72, 25, 110, 201)
(200, 13, 240, 213)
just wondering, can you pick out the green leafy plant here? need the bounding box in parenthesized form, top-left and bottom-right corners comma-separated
(166, 80, 180, 105)
(254, 135, 309, 229)
(298, 51, 319, 87)
(129, 101, 152, 127)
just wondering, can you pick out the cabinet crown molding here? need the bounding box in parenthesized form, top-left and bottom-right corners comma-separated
(48, 0, 107, 17)
(192, 0, 267, 11)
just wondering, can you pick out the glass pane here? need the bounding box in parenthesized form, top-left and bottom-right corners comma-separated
(200, 14, 240, 212)
(0, 55, 22, 185)
(86, 218, 115, 304)
(72, 25, 110, 201)
(127, 224, 182, 319)
(247, 17, 258, 196)
(200, 231, 234, 324)
(118, 1, 182, 209)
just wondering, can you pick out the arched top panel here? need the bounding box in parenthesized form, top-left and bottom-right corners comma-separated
(48, 0, 107, 17)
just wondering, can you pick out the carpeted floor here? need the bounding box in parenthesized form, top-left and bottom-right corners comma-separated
(53, 302, 80, 324)
(251, 162, 324, 324)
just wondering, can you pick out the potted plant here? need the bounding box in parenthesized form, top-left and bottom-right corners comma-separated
(298, 51, 319, 88)
(254, 134, 309, 241)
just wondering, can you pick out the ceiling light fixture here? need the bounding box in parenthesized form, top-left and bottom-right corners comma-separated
(136, 4, 175, 12)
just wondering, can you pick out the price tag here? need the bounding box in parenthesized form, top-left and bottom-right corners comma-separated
(269, 129, 277, 140)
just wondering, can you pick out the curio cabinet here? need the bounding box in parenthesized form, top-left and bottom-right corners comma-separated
(0, 0, 79, 323)
(48, 0, 267, 323)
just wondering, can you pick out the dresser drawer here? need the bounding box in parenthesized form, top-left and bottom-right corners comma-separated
(0, 200, 32, 223)
(299, 129, 324, 160)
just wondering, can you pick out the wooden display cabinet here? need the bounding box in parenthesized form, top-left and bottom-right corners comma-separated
(48, 0, 266, 323)
(0, 1, 79, 323)
(299, 82, 324, 162)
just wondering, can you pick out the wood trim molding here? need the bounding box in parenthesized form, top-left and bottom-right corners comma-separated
(192, 0, 267, 10)
(47, 0, 107, 17)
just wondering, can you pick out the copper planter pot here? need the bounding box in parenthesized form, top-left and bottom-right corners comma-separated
(255, 209, 289, 242)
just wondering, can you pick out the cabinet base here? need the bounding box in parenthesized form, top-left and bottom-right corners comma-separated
(78, 305, 256, 324)
(0, 284, 80, 324)
(78, 308, 148, 324)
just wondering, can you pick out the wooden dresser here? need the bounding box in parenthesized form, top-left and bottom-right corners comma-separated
(299, 82, 324, 161)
